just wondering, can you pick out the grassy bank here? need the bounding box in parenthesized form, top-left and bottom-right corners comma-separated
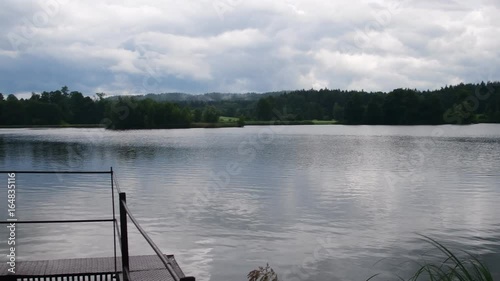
(219, 116, 240, 122)
(244, 119, 340, 126)
(190, 122, 243, 128)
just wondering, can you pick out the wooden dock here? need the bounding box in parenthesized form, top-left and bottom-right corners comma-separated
(0, 254, 191, 281)
(0, 170, 196, 281)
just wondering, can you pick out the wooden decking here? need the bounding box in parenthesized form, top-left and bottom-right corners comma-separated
(0, 254, 188, 281)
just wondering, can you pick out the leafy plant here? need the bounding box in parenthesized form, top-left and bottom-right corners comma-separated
(248, 263, 278, 281)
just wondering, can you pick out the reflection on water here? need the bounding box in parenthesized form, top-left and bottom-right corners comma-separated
(0, 125, 499, 281)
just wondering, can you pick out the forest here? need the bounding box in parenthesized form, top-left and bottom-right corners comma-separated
(1, 82, 499, 129)
(249, 82, 500, 125)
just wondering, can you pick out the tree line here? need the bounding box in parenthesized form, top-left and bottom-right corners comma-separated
(1, 82, 499, 128)
(252, 82, 500, 125)
(0, 86, 223, 129)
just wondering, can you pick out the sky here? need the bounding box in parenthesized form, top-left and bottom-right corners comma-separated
(1, 0, 499, 97)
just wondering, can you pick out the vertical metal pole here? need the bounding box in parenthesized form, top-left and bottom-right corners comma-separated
(111, 167, 117, 275)
(119, 192, 130, 281)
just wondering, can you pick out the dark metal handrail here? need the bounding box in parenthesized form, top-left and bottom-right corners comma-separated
(120, 195, 181, 281)
(112, 172, 188, 281)
(0, 169, 194, 281)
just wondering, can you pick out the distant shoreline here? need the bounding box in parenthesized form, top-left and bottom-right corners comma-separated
(0, 124, 105, 129)
(0, 123, 243, 129)
(0, 121, 497, 130)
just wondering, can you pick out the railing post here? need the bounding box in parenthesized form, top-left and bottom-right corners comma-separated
(111, 167, 117, 275)
(119, 192, 130, 281)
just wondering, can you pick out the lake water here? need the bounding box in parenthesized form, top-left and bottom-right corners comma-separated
(0, 125, 499, 281)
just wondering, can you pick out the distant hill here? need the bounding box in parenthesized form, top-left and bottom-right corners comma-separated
(109, 91, 288, 102)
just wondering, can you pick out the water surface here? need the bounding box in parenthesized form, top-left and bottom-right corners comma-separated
(0, 125, 499, 281)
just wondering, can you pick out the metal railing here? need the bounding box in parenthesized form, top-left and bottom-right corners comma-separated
(0, 169, 195, 281)
(112, 172, 195, 281)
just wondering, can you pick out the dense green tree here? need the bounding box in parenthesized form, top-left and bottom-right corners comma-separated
(2, 95, 25, 125)
(193, 108, 202, 122)
(364, 98, 383, 124)
(344, 93, 364, 124)
(7, 94, 18, 102)
(419, 95, 443, 125)
(332, 102, 344, 121)
(26, 101, 62, 125)
(237, 116, 245, 127)
(256, 98, 274, 120)
(383, 89, 405, 124)
(107, 97, 192, 129)
(493, 111, 500, 122)
(202, 106, 220, 123)
(443, 103, 476, 124)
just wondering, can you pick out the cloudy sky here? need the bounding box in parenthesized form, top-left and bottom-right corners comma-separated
(1, 0, 499, 96)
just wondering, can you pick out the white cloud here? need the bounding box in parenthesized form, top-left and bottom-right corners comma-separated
(0, 0, 499, 95)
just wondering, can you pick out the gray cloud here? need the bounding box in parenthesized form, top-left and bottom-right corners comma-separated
(0, 0, 499, 96)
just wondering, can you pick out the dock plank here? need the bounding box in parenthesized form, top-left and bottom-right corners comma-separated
(0, 255, 185, 280)
(131, 269, 176, 281)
